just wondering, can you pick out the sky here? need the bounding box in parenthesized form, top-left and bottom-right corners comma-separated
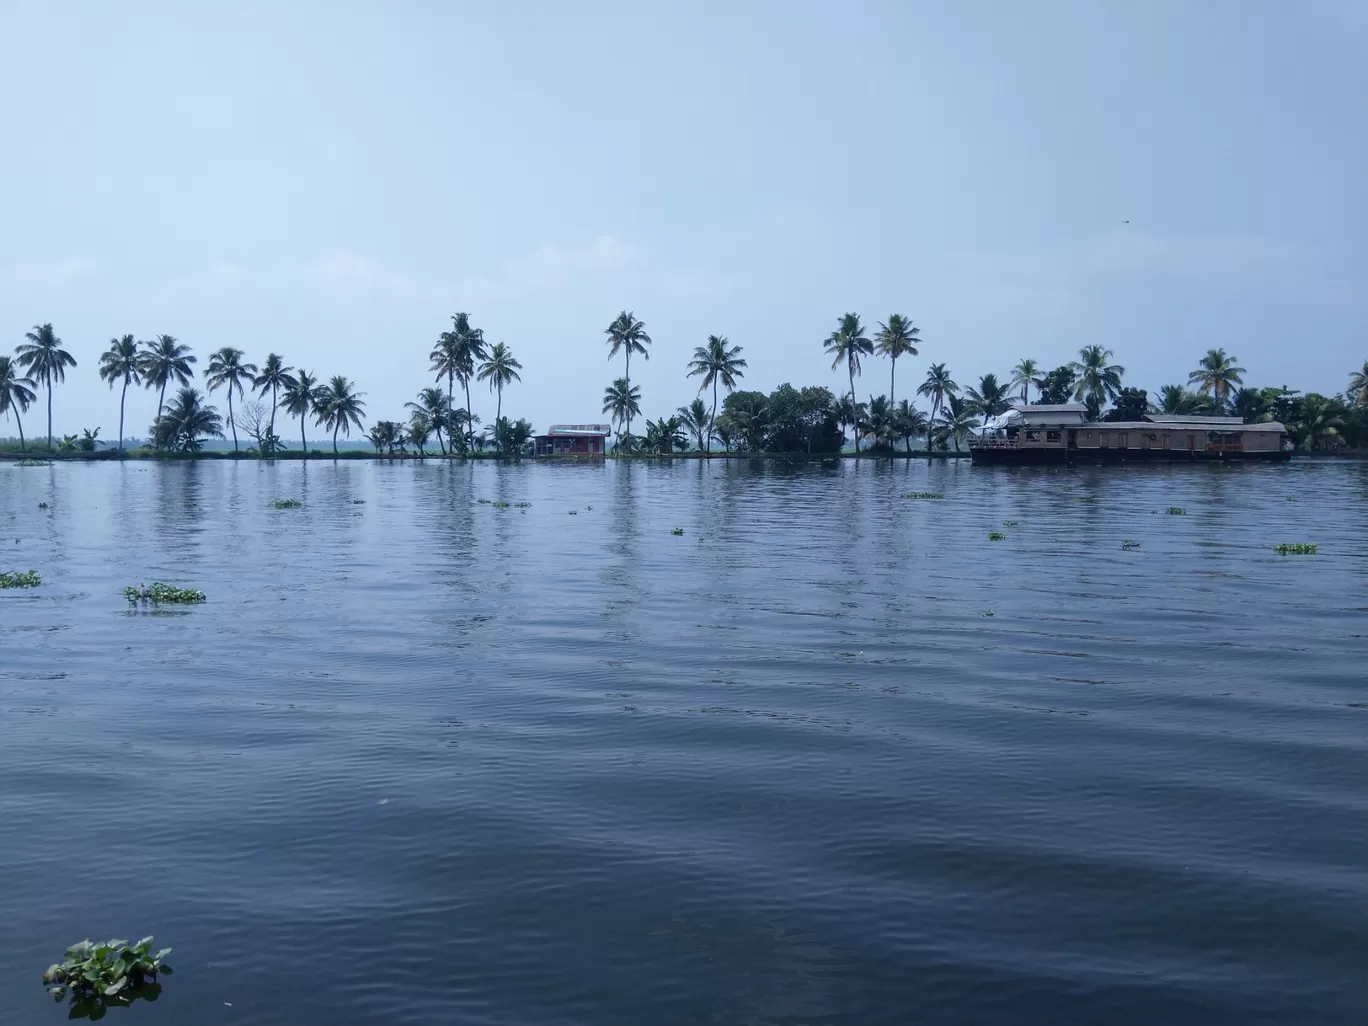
(1, 0, 1365, 439)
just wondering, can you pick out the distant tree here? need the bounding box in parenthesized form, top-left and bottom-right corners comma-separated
(205, 347, 258, 453)
(712, 415, 736, 454)
(823, 313, 874, 452)
(602, 377, 641, 447)
(721, 390, 769, 451)
(407, 387, 451, 455)
(1346, 360, 1368, 408)
(1230, 386, 1271, 423)
(407, 411, 433, 456)
(78, 427, 100, 452)
(1188, 348, 1246, 411)
(1294, 394, 1344, 451)
(0, 356, 37, 450)
(916, 362, 959, 438)
(139, 335, 196, 448)
(252, 354, 296, 452)
(16, 323, 77, 448)
(644, 415, 687, 455)
(432, 313, 487, 453)
(315, 375, 367, 454)
(965, 373, 1013, 419)
(1071, 346, 1124, 418)
(368, 420, 406, 455)
(894, 399, 929, 453)
(1034, 365, 1077, 405)
(861, 395, 898, 451)
(490, 416, 534, 456)
(477, 342, 522, 427)
(604, 311, 651, 444)
(1010, 358, 1040, 404)
(236, 398, 274, 453)
(98, 335, 142, 453)
(1103, 387, 1148, 421)
(686, 334, 746, 452)
(281, 370, 321, 454)
(936, 394, 980, 452)
(874, 314, 921, 406)
(160, 387, 223, 452)
(677, 397, 711, 451)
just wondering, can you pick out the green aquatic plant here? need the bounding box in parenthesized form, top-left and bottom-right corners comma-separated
(351, 499, 365, 504)
(671, 527, 685, 536)
(514, 501, 532, 508)
(0, 569, 41, 588)
(982, 609, 995, 617)
(1075, 496, 1098, 503)
(44, 936, 172, 1016)
(15, 458, 51, 467)
(1121, 540, 1141, 550)
(491, 500, 510, 509)
(902, 491, 944, 499)
(38, 501, 49, 509)
(1166, 507, 1186, 515)
(1002, 520, 1019, 527)
(125, 582, 206, 605)
(988, 531, 1007, 541)
(567, 510, 578, 515)
(271, 497, 303, 509)
(1274, 543, 1317, 555)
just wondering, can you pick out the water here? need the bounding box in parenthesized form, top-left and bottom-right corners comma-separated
(1, 458, 1365, 1025)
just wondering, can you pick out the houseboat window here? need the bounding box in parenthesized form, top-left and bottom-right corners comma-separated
(1025, 430, 1040, 441)
(1118, 433, 1128, 449)
(1099, 432, 1110, 447)
(1046, 430, 1061, 442)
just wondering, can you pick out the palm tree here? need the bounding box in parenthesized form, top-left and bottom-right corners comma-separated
(686, 334, 746, 452)
(916, 363, 958, 445)
(965, 373, 1013, 420)
(712, 415, 735, 454)
(894, 399, 929, 453)
(407, 387, 450, 455)
(677, 397, 711, 451)
(1349, 361, 1368, 408)
(1231, 387, 1271, 424)
(205, 347, 259, 453)
(874, 314, 921, 405)
(936, 394, 980, 452)
(16, 323, 77, 448)
(0, 356, 37, 451)
(139, 335, 196, 446)
(604, 311, 651, 443)
(281, 370, 320, 455)
(98, 335, 141, 453)
(408, 411, 433, 455)
(1295, 394, 1344, 451)
(1188, 348, 1246, 411)
(477, 342, 522, 426)
(432, 313, 486, 452)
(315, 375, 367, 454)
(601, 377, 641, 447)
(160, 387, 224, 452)
(252, 354, 296, 450)
(823, 313, 874, 453)
(1010, 358, 1040, 404)
(862, 395, 897, 450)
(1071, 345, 1125, 416)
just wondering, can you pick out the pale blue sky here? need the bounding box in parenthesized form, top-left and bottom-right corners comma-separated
(2, 0, 1364, 437)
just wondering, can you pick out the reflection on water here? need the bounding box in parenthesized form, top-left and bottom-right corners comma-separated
(1, 458, 1366, 1026)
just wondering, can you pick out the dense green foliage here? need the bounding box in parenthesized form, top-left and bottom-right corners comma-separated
(44, 936, 171, 1017)
(125, 582, 207, 604)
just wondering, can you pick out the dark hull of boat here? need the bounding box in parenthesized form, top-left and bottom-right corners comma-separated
(969, 447, 1292, 465)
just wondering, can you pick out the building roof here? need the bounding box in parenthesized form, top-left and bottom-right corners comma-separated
(1146, 414, 1243, 425)
(1078, 420, 1285, 432)
(1013, 403, 1088, 413)
(543, 423, 611, 436)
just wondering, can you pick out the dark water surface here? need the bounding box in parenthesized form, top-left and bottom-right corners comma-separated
(2, 458, 1365, 1025)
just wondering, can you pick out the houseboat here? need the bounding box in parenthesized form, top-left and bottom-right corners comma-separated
(969, 404, 1289, 464)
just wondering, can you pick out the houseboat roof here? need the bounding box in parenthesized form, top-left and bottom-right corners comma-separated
(1075, 420, 1286, 433)
(540, 423, 611, 438)
(1015, 403, 1088, 414)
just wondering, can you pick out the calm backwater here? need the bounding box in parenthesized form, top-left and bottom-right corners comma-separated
(1, 458, 1365, 1025)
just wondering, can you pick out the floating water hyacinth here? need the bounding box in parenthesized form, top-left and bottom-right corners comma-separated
(1075, 497, 1098, 503)
(15, 458, 51, 467)
(1166, 507, 1186, 515)
(125, 582, 206, 605)
(902, 491, 944, 499)
(1122, 540, 1141, 550)
(514, 502, 532, 508)
(988, 531, 1007, 541)
(1274, 543, 1317, 555)
(1002, 520, 1019, 527)
(271, 497, 303, 509)
(671, 527, 685, 536)
(0, 569, 40, 588)
(43, 936, 172, 1015)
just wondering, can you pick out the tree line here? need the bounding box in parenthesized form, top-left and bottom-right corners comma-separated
(2, 315, 1366, 456)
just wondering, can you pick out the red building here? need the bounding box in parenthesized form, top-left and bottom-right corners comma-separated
(534, 423, 612, 455)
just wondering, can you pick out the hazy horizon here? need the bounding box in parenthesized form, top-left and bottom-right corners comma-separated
(2, 0, 1365, 437)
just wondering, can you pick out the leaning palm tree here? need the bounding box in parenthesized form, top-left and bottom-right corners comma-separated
(205, 347, 259, 453)
(315, 375, 366, 454)
(161, 387, 224, 452)
(138, 335, 196, 447)
(0, 356, 37, 451)
(874, 314, 921, 405)
(601, 377, 641, 449)
(965, 373, 1013, 419)
(281, 370, 320, 455)
(677, 397, 711, 451)
(407, 386, 450, 455)
(1010, 358, 1040, 404)
(98, 334, 142, 452)
(1071, 345, 1125, 416)
(916, 363, 958, 445)
(936, 394, 980, 452)
(823, 313, 874, 452)
(432, 313, 486, 452)
(477, 342, 522, 426)
(604, 311, 651, 443)
(16, 323, 77, 448)
(1188, 348, 1246, 411)
(252, 354, 295, 450)
(686, 334, 746, 452)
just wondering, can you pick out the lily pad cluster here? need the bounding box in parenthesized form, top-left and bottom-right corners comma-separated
(0, 569, 41, 589)
(44, 936, 172, 1016)
(125, 582, 207, 605)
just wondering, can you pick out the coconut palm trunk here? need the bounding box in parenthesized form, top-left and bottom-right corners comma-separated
(333, 423, 340, 454)
(625, 349, 633, 443)
(890, 357, 897, 407)
(227, 390, 238, 452)
(495, 384, 502, 426)
(268, 385, 278, 442)
(301, 413, 308, 456)
(44, 382, 53, 449)
(709, 378, 719, 454)
(118, 377, 128, 453)
(15, 409, 25, 450)
(848, 361, 859, 454)
(464, 380, 474, 452)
